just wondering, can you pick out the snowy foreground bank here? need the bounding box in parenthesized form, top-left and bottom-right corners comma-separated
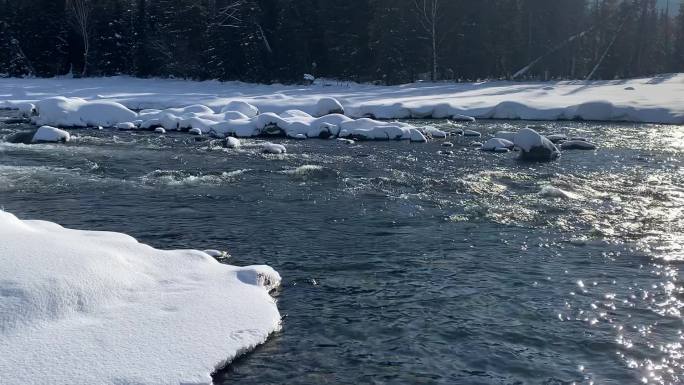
(1, 74, 683, 124)
(0, 211, 281, 385)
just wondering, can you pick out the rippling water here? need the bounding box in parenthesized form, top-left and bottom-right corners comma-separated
(1, 113, 682, 384)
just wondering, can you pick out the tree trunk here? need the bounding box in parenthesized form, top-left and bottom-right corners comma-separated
(432, 22, 437, 81)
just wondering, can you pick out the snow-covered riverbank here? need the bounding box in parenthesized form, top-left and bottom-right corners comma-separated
(0, 211, 281, 385)
(1, 74, 683, 124)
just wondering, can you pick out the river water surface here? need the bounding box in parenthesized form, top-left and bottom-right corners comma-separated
(1, 112, 683, 385)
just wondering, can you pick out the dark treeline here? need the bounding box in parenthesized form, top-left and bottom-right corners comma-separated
(1, 0, 683, 84)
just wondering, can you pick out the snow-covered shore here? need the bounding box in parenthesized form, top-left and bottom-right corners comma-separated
(1, 74, 683, 124)
(0, 211, 281, 385)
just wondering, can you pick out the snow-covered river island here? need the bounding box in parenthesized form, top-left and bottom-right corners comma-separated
(2, 74, 684, 124)
(0, 94, 683, 384)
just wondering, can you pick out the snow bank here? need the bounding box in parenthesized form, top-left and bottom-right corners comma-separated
(3, 75, 682, 124)
(31, 125, 70, 143)
(0, 211, 281, 385)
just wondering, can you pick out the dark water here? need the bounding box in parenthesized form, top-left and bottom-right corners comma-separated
(1, 112, 683, 385)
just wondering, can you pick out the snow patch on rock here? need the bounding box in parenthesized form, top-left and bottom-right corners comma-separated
(31, 125, 70, 143)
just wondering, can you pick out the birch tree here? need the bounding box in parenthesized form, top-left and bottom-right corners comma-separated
(65, 0, 91, 77)
(413, 0, 440, 81)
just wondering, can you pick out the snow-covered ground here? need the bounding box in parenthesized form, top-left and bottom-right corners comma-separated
(0, 211, 281, 385)
(1, 74, 683, 124)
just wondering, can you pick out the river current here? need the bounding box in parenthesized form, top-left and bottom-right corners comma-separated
(1, 112, 682, 385)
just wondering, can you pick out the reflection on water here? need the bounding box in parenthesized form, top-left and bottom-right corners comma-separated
(0, 113, 682, 384)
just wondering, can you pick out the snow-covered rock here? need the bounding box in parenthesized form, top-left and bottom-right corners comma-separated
(0, 210, 281, 385)
(423, 126, 448, 138)
(409, 128, 428, 142)
(34, 97, 137, 127)
(15, 102, 36, 116)
(339, 118, 419, 141)
(463, 129, 481, 137)
(513, 128, 560, 161)
(154, 127, 166, 134)
(262, 142, 287, 154)
(225, 136, 241, 149)
(116, 122, 136, 130)
(482, 138, 514, 151)
(315, 97, 344, 116)
(561, 140, 597, 150)
(189, 127, 202, 135)
(31, 125, 70, 143)
(220, 101, 259, 118)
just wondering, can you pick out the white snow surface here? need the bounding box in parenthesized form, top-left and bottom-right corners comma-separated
(1, 75, 683, 123)
(31, 125, 70, 143)
(0, 211, 281, 385)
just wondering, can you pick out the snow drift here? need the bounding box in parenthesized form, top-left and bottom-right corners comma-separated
(0, 211, 281, 385)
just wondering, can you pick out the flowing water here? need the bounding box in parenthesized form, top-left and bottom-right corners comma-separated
(1, 112, 683, 385)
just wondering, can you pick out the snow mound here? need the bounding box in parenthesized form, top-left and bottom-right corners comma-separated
(31, 125, 70, 143)
(34, 97, 137, 127)
(220, 101, 259, 118)
(315, 97, 344, 116)
(0, 211, 281, 385)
